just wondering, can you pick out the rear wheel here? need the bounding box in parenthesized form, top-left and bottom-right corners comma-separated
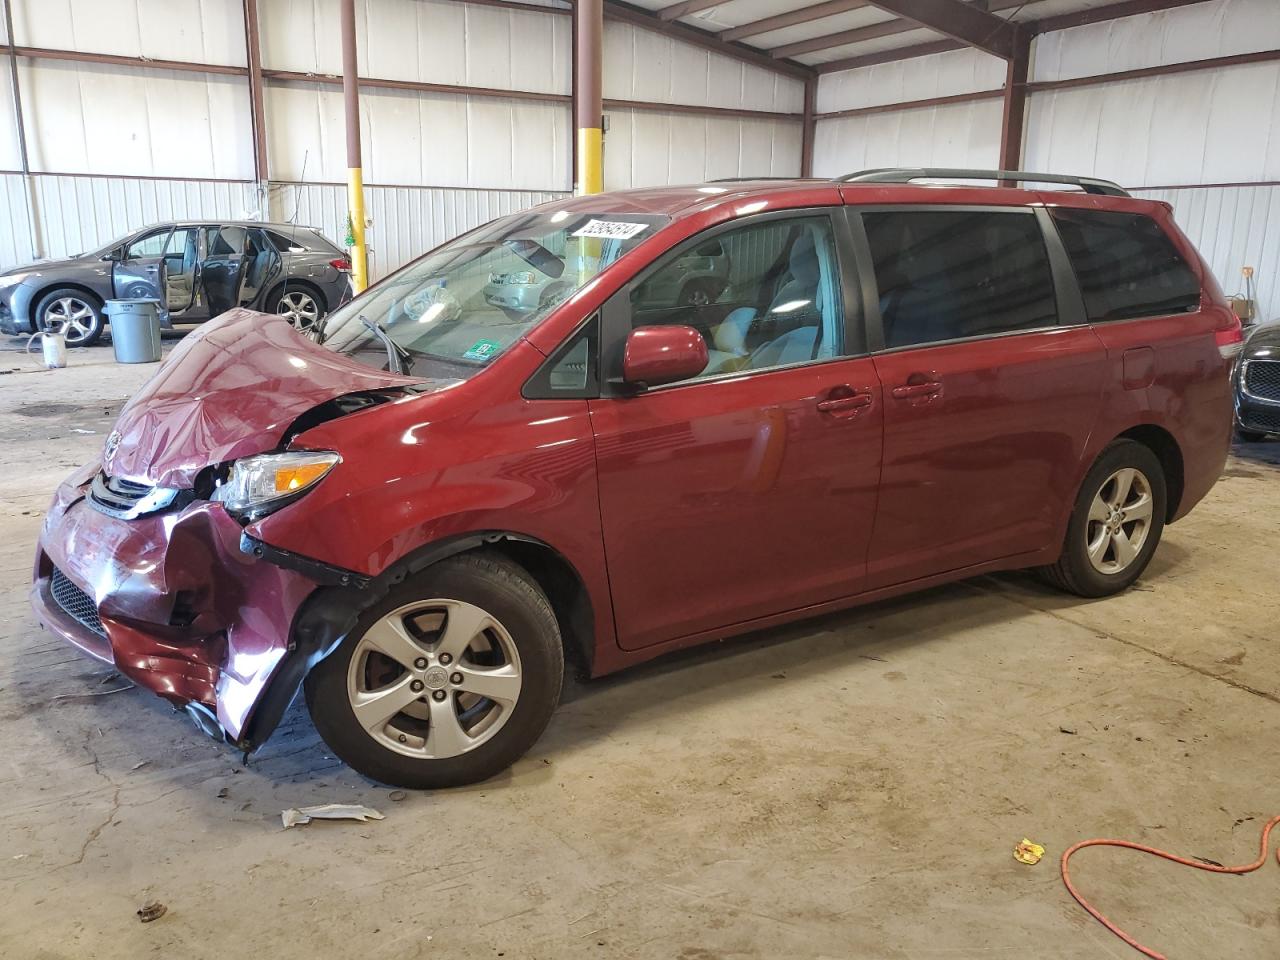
(305, 553, 563, 789)
(268, 285, 325, 333)
(1041, 440, 1167, 598)
(35, 288, 104, 347)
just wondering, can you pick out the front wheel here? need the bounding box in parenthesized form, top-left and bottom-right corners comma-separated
(35, 288, 104, 346)
(1041, 440, 1167, 598)
(305, 553, 564, 789)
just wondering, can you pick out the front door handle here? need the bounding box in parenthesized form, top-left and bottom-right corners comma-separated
(817, 389, 874, 417)
(891, 378, 942, 400)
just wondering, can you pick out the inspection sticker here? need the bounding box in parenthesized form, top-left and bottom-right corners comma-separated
(572, 219, 650, 240)
(463, 338, 502, 361)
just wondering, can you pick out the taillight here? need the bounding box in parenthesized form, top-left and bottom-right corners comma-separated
(329, 257, 352, 272)
(1216, 314, 1244, 360)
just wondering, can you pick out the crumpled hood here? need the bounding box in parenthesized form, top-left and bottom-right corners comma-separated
(104, 309, 424, 489)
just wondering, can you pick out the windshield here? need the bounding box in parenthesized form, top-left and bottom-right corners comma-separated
(317, 209, 669, 378)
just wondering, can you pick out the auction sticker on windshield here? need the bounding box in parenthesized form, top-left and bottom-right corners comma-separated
(571, 219, 650, 240)
(463, 339, 502, 362)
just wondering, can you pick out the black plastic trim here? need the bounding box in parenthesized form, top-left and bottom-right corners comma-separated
(240, 532, 372, 589)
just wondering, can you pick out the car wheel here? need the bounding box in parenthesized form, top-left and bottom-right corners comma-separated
(1235, 427, 1267, 443)
(269, 286, 324, 333)
(35, 289, 104, 347)
(304, 553, 564, 789)
(1040, 440, 1167, 598)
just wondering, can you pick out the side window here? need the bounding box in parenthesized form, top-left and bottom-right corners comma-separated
(124, 229, 173, 260)
(265, 229, 307, 252)
(863, 210, 1057, 349)
(205, 225, 247, 258)
(524, 316, 598, 399)
(1051, 209, 1200, 322)
(627, 215, 845, 382)
(163, 228, 196, 260)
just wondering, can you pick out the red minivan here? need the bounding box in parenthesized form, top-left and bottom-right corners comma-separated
(31, 169, 1242, 788)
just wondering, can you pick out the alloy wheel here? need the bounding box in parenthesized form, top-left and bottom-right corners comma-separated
(43, 297, 96, 344)
(346, 599, 523, 760)
(1085, 467, 1154, 575)
(276, 290, 320, 331)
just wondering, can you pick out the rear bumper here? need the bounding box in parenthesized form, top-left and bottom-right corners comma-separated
(31, 474, 319, 744)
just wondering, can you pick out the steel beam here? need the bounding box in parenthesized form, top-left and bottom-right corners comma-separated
(860, 0, 1018, 58)
(340, 0, 368, 293)
(576, 0, 604, 195)
(998, 28, 1031, 176)
(816, 38, 962, 73)
(243, 0, 269, 185)
(604, 1, 813, 81)
(801, 75, 817, 176)
(816, 87, 1001, 120)
(657, 0, 729, 21)
(721, 0, 871, 43)
(1031, 0, 1214, 34)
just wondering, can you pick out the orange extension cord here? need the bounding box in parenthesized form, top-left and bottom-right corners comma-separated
(1061, 814, 1280, 959)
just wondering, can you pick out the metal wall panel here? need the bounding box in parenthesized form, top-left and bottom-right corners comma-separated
(1032, 0, 1280, 83)
(17, 60, 255, 179)
(11, 0, 246, 65)
(817, 47, 1005, 114)
(812, 99, 1003, 178)
(604, 109, 803, 188)
(260, 0, 570, 95)
(264, 82, 571, 191)
(267, 181, 568, 281)
(603, 21, 804, 113)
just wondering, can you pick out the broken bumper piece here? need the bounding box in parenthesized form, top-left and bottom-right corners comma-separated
(31, 471, 322, 747)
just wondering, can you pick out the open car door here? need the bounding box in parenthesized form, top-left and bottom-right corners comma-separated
(237, 227, 283, 309)
(113, 227, 171, 321)
(201, 224, 248, 317)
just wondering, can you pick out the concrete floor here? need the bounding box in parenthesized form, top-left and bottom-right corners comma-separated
(2, 341, 1278, 960)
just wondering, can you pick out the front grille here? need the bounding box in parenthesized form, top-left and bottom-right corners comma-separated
(50, 566, 105, 638)
(1240, 407, 1280, 434)
(89, 472, 185, 520)
(1244, 360, 1280, 402)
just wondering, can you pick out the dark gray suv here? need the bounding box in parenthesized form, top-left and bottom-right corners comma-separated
(0, 220, 352, 346)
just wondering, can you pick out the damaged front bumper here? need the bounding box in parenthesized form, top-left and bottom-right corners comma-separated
(31, 467, 324, 749)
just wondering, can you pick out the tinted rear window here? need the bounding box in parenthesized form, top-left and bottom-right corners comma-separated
(1051, 209, 1200, 322)
(864, 210, 1057, 349)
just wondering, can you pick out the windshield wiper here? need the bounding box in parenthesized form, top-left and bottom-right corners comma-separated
(360, 314, 412, 375)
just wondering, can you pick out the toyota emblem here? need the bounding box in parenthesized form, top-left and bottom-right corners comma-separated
(103, 430, 122, 466)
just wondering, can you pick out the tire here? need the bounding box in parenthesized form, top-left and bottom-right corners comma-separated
(1040, 439, 1167, 598)
(267, 284, 326, 333)
(1235, 427, 1267, 443)
(304, 553, 564, 789)
(34, 288, 104, 347)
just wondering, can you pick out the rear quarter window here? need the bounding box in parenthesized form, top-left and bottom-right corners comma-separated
(1050, 209, 1200, 322)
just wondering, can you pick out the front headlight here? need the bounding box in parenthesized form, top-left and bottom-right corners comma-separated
(211, 450, 339, 519)
(0, 272, 30, 289)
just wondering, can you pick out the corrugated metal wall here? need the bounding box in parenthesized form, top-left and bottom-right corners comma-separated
(813, 0, 1280, 322)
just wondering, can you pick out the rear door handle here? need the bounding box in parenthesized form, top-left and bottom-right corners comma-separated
(891, 380, 942, 400)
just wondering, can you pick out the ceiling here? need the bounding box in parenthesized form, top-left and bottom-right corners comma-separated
(622, 0, 1167, 71)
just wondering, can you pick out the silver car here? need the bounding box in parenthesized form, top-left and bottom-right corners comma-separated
(0, 220, 353, 346)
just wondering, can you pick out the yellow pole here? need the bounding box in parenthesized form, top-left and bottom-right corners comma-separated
(340, 0, 369, 293)
(577, 127, 603, 197)
(347, 166, 368, 293)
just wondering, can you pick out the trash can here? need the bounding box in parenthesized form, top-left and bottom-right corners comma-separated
(105, 299, 162, 364)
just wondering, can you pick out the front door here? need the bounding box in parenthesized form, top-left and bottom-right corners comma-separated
(113, 227, 172, 313)
(857, 206, 1107, 588)
(589, 211, 884, 650)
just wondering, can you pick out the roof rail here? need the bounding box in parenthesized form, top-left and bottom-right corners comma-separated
(838, 168, 1130, 197)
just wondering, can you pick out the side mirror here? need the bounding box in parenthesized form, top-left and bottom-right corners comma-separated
(622, 325, 708, 389)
